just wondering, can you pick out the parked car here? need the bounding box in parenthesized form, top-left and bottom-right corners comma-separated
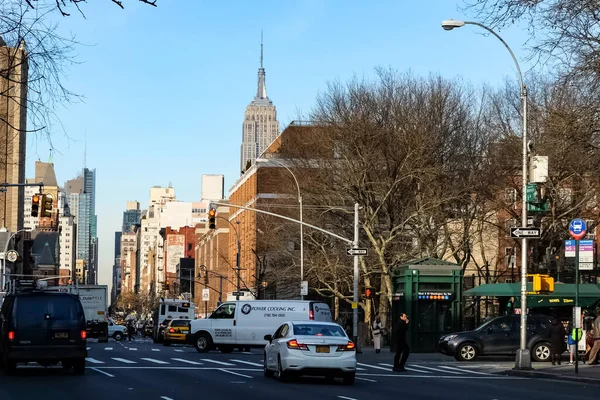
(107, 317, 127, 341)
(163, 319, 191, 346)
(0, 290, 88, 375)
(439, 314, 554, 362)
(263, 321, 357, 384)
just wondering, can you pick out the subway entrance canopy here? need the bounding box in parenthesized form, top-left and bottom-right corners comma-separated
(463, 283, 600, 308)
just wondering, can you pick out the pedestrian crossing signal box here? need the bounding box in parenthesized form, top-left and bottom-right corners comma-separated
(526, 274, 554, 294)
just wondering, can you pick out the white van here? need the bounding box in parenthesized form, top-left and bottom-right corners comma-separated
(188, 300, 332, 353)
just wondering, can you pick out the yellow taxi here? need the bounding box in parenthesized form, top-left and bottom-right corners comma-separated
(163, 319, 191, 346)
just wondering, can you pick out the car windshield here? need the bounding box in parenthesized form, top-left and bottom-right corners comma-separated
(293, 324, 346, 337)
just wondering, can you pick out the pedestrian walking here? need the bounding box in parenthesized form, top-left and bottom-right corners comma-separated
(587, 308, 600, 365)
(567, 321, 576, 365)
(372, 316, 383, 354)
(127, 321, 135, 342)
(549, 316, 566, 365)
(392, 313, 410, 372)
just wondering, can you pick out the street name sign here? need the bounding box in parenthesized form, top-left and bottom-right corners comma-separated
(510, 227, 541, 239)
(346, 248, 368, 256)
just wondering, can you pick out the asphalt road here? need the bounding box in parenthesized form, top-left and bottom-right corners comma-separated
(0, 338, 597, 400)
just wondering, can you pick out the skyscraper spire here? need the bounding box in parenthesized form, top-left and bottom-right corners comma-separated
(255, 31, 268, 101)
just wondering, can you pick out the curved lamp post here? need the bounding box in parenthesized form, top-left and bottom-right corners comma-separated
(442, 19, 531, 370)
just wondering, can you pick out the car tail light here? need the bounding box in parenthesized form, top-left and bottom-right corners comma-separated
(336, 341, 356, 352)
(287, 339, 309, 351)
(8, 331, 15, 341)
(81, 330, 87, 339)
(309, 310, 314, 320)
(169, 328, 175, 333)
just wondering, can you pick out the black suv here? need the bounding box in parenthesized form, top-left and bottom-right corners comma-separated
(0, 291, 88, 374)
(439, 314, 554, 362)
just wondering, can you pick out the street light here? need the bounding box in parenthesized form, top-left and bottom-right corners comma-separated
(442, 19, 531, 370)
(0, 229, 31, 291)
(256, 157, 305, 300)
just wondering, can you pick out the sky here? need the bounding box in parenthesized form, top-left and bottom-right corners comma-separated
(22, 0, 534, 291)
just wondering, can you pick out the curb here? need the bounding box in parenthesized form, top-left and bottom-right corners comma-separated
(502, 369, 600, 385)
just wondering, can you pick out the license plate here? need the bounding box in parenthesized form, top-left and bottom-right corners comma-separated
(316, 345, 330, 353)
(181, 330, 189, 334)
(54, 332, 68, 339)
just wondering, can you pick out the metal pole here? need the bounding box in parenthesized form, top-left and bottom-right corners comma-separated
(299, 194, 304, 300)
(575, 239, 580, 374)
(516, 83, 531, 369)
(219, 275, 223, 305)
(352, 202, 359, 347)
(236, 238, 241, 301)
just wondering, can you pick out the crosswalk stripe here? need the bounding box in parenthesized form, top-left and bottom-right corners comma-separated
(171, 358, 203, 365)
(409, 364, 462, 374)
(141, 358, 169, 365)
(152, 349, 160, 352)
(129, 348, 137, 351)
(86, 347, 91, 350)
(230, 359, 263, 367)
(112, 358, 137, 364)
(358, 362, 391, 371)
(437, 365, 491, 375)
(174, 349, 184, 352)
(378, 363, 432, 374)
(104, 347, 113, 351)
(86, 358, 105, 364)
(202, 359, 235, 366)
(218, 369, 253, 379)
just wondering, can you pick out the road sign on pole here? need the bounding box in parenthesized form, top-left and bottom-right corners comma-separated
(569, 218, 587, 240)
(346, 248, 368, 256)
(300, 281, 308, 296)
(202, 288, 209, 301)
(510, 227, 541, 239)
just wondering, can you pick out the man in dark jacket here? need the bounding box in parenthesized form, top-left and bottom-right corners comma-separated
(549, 317, 566, 365)
(393, 313, 410, 372)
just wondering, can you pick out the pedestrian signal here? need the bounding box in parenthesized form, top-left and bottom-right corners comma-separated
(41, 195, 53, 218)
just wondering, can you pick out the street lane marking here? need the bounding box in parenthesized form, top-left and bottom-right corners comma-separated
(104, 347, 113, 351)
(410, 364, 462, 374)
(86, 358, 105, 364)
(437, 365, 492, 376)
(356, 373, 522, 379)
(160, 397, 173, 400)
(219, 369, 252, 379)
(171, 358, 203, 365)
(356, 377, 377, 382)
(90, 367, 114, 378)
(93, 367, 261, 371)
(338, 396, 358, 400)
(112, 358, 137, 364)
(378, 363, 432, 374)
(86, 347, 91, 350)
(129, 348, 137, 351)
(230, 359, 263, 367)
(152, 349, 160, 352)
(242, 352, 253, 355)
(358, 362, 391, 371)
(141, 358, 169, 364)
(202, 359, 235, 366)
(356, 367, 367, 371)
(174, 349, 184, 352)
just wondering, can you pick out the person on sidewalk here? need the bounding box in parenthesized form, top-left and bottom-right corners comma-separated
(567, 321, 576, 365)
(587, 309, 600, 365)
(372, 316, 383, 354)
(393, 313, 410, 372)
(549, 316, 566, 365)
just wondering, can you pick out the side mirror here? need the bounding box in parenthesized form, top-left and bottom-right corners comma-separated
(264, 334, 273, 342)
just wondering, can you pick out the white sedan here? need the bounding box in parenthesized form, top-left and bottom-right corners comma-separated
(263, 321, 357, 385)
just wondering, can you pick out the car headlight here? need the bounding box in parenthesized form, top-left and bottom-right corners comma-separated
(442, 334, 457, 342)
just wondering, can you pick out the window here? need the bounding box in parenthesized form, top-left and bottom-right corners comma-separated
(210, 303, 236, 319)
(292, 324, 346, 337)
(170, 319, 189, 327)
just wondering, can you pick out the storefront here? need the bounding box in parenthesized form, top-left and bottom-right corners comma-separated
(391, 258, 463, 352)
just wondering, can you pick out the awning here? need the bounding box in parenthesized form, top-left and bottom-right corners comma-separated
(464, 283, 600, 308)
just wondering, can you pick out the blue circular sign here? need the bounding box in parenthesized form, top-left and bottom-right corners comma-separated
(569, 218, 587, 240)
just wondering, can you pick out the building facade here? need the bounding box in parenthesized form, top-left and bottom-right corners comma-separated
(240, 37, 279, 173)
(0, 38, 28, 232)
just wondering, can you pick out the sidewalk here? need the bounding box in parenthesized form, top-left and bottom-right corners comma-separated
(504, 363, 600, 385)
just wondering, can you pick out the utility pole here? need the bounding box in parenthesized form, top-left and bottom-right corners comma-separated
(352, 202, 359, 349)
(236, 237, 241, 300)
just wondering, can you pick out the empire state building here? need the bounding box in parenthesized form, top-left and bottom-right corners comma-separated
(240, 35, 279, 173)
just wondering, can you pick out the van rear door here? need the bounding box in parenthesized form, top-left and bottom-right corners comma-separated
(310, 302, 332, 321)
(46, 295, 85, 345)
(13, 296, 49, 345)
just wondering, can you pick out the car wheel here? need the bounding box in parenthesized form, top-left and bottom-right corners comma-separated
(276, 355, 288, 382)
(532, 342, 551, 362)
(263, 354, 274, 378)
(113, 332, 124, 342)
(343, 372, 355, 385)
(220, 345, 234, 354)
(73, 358, 86, 375)
(194, 333, 212, 353)
(455, 343, 478, 361)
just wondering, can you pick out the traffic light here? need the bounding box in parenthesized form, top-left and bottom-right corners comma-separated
(527, 274, 555, 293)
(208, 208, 216, 229)
(204, 272, 209, 284)
(41, 194, 53, 218)
(31, 194, 40, 217)
(164, 280, 170, 291)
(365, 287, 375, 299)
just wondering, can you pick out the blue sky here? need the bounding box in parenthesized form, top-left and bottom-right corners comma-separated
(24, 0, 533, 289)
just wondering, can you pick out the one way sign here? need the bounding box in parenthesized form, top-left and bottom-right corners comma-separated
(346, 248, 368, 256)
(510, 227, 541, 239)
